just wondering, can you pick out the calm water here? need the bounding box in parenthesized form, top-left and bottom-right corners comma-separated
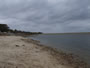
(29, 34, 90, 64)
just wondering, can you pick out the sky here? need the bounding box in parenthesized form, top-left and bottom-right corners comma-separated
(0, 0, 90, 33)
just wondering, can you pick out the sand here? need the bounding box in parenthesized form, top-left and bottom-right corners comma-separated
(0, 36, 88, 68)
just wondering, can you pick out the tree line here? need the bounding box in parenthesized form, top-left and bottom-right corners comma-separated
(0, 24, 42, 35)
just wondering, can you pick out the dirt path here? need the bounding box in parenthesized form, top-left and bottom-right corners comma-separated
(0, 36, 88, 68)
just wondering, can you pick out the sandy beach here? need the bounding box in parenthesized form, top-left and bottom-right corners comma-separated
(0, 36, 88, 68)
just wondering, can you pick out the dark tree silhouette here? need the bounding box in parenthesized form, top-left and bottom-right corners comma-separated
(0, 24, 9, 32)
(0, 24, 43, 35)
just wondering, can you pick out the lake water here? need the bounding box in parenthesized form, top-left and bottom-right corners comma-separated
(29, 34, 90, 65)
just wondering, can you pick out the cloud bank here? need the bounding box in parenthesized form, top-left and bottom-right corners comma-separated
(0, 0, 90, 33)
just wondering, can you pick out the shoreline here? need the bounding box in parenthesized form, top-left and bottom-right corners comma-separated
(0, 36, 89, 68)
(21, 37, 89, 68)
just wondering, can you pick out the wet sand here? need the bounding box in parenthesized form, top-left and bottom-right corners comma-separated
(0, 36, 88, 68)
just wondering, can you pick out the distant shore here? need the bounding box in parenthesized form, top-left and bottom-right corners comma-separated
(0, 36, 89, 68)
(43, 32, 90, 35)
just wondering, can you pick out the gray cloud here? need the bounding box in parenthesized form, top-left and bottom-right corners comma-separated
(0, 0, 90, 33)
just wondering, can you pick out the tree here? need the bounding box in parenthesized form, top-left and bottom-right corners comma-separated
(0, 24, 10, 32)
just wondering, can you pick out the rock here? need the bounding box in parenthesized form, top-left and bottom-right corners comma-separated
(22, 45, 25, 46)
(15, 45, 20, 47)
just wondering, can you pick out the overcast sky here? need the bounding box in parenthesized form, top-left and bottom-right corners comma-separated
(0, 0, 90, 33)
